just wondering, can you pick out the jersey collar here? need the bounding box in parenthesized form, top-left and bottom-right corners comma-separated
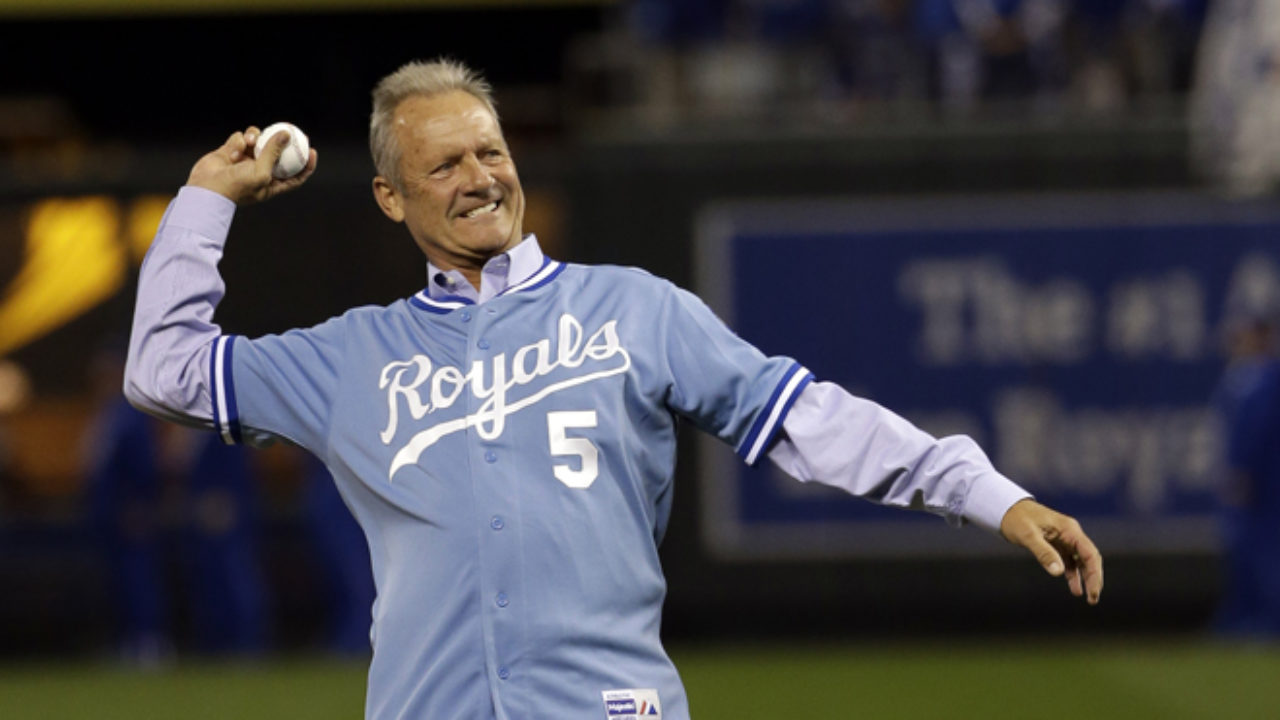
(410, 235, 565, 314)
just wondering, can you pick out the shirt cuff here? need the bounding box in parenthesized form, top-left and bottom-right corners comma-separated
(169, 185, 237, 240)
(963, 472, 1033, 535)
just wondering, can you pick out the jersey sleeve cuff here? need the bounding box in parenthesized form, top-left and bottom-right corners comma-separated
(962, 472, 1033, 535)
(737, 362, 814, 466)
(209, 334, 243, 445)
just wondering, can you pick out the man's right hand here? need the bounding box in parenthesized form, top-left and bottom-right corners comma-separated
(187, 126, 318, 205)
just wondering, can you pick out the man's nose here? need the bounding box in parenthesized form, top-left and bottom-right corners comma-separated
(459, 154, 495, 193)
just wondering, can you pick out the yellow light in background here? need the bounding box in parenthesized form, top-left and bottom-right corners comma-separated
(127, 195, 169, 263)
(0, 197, 124, 356)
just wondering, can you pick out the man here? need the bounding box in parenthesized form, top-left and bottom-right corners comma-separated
(125, 58, 1102, 719)
(1212, 300, 1280, 637)
(1191, 0, 1280, 197)
(84, 344, 168, 665)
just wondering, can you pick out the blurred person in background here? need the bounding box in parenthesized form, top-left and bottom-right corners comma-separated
(734, 0, 829, 105)
(622, 0, 728, 114)
(302, 452, 375, 656)
(915, 0, 1068, 112)
(179, 430, 269, 655)
(1191, 0, 1280, 197)
(1066, 0, 1135, 112)
(1212, 274, 1280, 639)
(1119, 0, 1207, 98)
(83, 342, 171, 666)
(0, 359, 31, 517)
(823, 0, 929, 107)
(627, 0, 727, 48)
(1064, 0, 1208, 113)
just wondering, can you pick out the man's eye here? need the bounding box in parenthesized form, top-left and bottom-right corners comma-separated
(432, 162, 453, 174)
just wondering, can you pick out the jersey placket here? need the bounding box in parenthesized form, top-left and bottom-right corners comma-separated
(461, 303, 528, 718)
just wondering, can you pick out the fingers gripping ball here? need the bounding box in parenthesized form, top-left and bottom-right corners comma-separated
(254, 122, 310, 179)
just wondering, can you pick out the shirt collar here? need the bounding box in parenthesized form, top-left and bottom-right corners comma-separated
(424, 235, 545, 305)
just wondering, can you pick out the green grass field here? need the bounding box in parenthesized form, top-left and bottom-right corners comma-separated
(1, 640, 1276, 719)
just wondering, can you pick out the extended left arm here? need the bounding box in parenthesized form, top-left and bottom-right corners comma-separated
(768, 381, 1103, 604)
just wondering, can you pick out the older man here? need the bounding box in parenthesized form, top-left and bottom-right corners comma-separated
(126, 58, 1102, 720)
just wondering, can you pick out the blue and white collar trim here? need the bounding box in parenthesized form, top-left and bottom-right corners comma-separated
(409, 292, 473, 312)
(410, 257, 566, 314)
(500, 256, 565, 296)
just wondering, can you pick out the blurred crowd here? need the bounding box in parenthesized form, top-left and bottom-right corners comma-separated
(0, 345, 374, 664)
(571, 0, 1208, 121)
(572, 0, 1280, 197)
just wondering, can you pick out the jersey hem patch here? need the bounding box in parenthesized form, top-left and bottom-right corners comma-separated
(602, 688, 661, 719)
(737, 362, 813, 466)
(211, 335, 242, 445)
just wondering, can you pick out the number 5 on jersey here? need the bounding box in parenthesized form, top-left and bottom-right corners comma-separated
(547, 410, 598, 488)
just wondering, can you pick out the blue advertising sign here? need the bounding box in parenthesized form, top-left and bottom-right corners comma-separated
(696, 193, 1280, 559)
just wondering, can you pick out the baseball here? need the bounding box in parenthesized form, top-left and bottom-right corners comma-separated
(254, 121, 310, 179)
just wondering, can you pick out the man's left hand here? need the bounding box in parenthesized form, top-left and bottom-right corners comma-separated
(1000, 498, 1104, 605)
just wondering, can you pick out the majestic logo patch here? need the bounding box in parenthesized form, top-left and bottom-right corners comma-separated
(602, 689, 661, 719)
(379, 312, 631, 480)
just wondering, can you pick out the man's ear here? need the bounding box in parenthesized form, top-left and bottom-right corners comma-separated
(372, 176, 405, 222)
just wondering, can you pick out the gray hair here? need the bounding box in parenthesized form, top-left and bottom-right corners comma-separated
(370, 58, 498, 190)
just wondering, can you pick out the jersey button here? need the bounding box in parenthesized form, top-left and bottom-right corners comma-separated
(495, 592, 509, 608)
(460, 311, 471, 322)
(497, 666, 510, 680)
(490, 515, 504, 530)
(478, 339, 491, 350)
(484, 450, 498, 463)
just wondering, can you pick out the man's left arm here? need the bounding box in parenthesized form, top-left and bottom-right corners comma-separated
(768, 381, 1104, 604)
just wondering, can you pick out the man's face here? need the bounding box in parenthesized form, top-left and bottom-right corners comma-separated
(373, 90, 525, 273)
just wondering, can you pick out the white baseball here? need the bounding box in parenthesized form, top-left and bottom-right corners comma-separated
(254, 121, 310, 179)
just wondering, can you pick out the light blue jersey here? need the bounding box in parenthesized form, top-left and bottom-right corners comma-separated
(127, 187, 1029, 719)
(212, 258, 807, 720)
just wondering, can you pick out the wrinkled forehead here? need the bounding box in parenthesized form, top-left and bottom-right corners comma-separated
(393, 91, 503, 152)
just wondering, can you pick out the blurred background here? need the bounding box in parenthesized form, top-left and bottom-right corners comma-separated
(1, 0, 1279, 716)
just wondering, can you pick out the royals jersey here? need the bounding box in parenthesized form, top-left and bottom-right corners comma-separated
(127, 187, 1029, 720)
(221, 259, 805, 720)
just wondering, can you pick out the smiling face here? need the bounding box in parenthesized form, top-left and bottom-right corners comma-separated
(372, 90, 525, 281)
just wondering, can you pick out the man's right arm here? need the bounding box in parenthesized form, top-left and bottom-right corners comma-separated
(124, 126, 317, 430)
(123, 186, 236, 428)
